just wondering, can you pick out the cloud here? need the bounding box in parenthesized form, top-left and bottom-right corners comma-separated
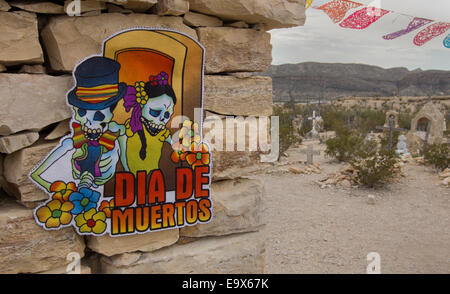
(270, 2, 450, 70)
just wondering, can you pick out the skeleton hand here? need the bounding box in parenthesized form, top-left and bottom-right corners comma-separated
(78, 171, 95, 189)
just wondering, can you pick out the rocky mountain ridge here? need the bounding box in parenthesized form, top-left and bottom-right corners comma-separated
(264, 62, 450, 102)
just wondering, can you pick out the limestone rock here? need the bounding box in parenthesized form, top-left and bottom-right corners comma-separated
(106, 3, 133, 13)
(81, 10, 102, 17)
(0, 0, 10, 11)
(226, 21, 249, 28)
(0, 155, 5, 189)
(0, 11, 44, 66)
(101, 232, 265, 273)
(288, 166, 304, 174)
(189, 0, 306, 29)
(438, 168, 450, 180)
(181, 178, 263, 237)
(155, 0, 189, 16)
(3, 141, 58, 203)
(198, 27, 271, 74)
(212, 150, 262, 177)
(0, 132, 39, 154)
(41, 13, 197, 72)
(18, 64, 47, 74)
(204, 75, 273, 116)
(45, 119, 71, 140)
(0, 200, 85, 274)
(122, 0, 158, 12)
(11, 1, 65, 14)
(202, 112, 271, 176)
(442, 177, 450, 187)
(87, 229, 179, 256)
(183, 11, 222, 27)
(339, 179, 352, 188)
(0, 74, 73, 136)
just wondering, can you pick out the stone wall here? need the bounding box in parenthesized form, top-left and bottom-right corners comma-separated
(0, 0, 305, 274)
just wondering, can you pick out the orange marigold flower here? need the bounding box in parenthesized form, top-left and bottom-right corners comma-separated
(35, 199, 74, 229)
(99, 199, 114, 218)
(50, 181, 77, 202)
(186, 143, 210, 169)
(171, 141, 188, 163)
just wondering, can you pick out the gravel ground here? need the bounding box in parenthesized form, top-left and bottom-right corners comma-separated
(257, 143, 450, 274)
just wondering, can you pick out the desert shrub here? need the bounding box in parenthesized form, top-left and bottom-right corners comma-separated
(321, 106, 385, 135)
(354, 108, 385, 134)
(423, 143, 450, 171)
(273, 105, 301, 155)
(321, 106, 348, 131)
(325, 127, 399, 187)
(325, 126, 365, 162)
(398, 110, 414, 130)
(351, 145, 398, 188)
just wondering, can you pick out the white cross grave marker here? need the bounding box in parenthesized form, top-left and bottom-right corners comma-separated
(308, 110, 320, 138)
(300, 144, 320, 165)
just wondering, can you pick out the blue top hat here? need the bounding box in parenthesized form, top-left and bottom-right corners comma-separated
(68, 56, 127, 110)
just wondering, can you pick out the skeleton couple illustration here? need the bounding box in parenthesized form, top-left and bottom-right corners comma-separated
(29, 29, 211, 236)
(31, 56, 176, 192)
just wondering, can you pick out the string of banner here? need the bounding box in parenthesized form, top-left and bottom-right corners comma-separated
(305, 0, 450, 48)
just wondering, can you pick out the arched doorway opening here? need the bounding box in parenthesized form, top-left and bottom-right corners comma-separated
(416, 117, 430, 131)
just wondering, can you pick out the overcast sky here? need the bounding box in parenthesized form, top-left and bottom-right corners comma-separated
(270, 0, 450, 70)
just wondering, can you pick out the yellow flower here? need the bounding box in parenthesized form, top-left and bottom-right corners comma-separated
(74, 208, 106, 235)
(36, 200, 74, 229)
(179, 120, 201, 148)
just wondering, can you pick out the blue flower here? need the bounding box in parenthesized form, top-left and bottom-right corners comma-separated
(69, 188, 100, 215)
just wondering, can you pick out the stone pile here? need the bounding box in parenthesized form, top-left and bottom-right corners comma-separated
(318, 162, 404, 188)
(0, 0, 306, 274)
(439, 168, 450, 186)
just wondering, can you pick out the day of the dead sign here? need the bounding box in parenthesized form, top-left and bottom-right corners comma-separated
(29, 28, 212, 236)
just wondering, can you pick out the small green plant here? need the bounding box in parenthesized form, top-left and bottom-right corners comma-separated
(325, 126, 399, 187)
(325, 126, 365, 162)
(423, 143, 450, 171)
(351, 148, 398, 188)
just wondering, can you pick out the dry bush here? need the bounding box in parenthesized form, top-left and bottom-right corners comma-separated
(424, 143, 450, 171)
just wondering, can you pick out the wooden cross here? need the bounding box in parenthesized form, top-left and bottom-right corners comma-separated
(300, 144, 320, 165)
(376, 118, 407, 151)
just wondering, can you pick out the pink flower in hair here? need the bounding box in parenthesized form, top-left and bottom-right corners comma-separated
(157, 72, 169, 86)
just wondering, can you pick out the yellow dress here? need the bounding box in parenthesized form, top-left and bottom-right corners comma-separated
(125, 122, 170, 175)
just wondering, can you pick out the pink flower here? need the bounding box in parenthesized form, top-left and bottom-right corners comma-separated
(157, 72, 169, 85)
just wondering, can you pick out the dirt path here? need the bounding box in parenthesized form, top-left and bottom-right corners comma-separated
(256, 142, 450, 274)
